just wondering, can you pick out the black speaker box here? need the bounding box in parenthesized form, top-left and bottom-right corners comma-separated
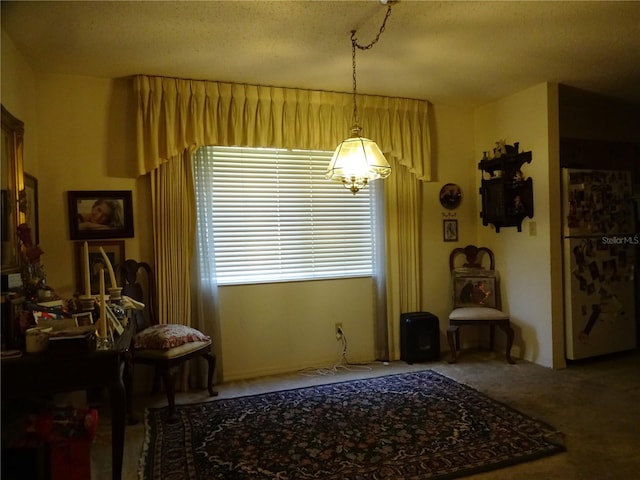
(400, 311, 440, 364)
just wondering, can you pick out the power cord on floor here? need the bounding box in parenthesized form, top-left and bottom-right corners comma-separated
(299, 328, 372, 377)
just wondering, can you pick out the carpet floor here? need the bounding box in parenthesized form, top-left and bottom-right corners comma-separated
(139, 370, 564, 479)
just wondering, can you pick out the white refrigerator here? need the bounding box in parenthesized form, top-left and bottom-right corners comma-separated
(562, 169, 637, 360)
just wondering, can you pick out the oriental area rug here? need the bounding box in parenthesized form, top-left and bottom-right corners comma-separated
(139, 370, 564, 479)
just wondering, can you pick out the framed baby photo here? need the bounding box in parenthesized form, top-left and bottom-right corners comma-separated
(67, 190, 134, 240)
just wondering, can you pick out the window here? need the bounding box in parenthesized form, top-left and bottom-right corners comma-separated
(193, 146, 377, 285)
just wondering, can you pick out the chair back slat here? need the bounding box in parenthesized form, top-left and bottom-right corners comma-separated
(119, 259, 158, 331)
(449, 245, 495, 271)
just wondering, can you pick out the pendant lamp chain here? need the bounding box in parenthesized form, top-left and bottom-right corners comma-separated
(350, 4, 393, 130)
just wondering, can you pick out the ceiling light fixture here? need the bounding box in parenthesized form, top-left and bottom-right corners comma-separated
(326, 2, 393, 195)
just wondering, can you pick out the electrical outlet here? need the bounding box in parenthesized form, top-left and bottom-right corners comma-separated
(335, 323, 343, 339)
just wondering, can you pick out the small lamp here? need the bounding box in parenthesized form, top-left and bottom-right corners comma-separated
(326, 126, 391, 195)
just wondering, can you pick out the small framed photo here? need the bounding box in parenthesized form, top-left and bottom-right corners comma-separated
(67, 190, 134, 240)
(443, 219, 458, 242)
(74, 240, 125, 295)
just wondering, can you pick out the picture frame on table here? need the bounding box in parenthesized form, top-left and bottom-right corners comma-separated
(443, 219, 458, 242)
(67, 190, 134, 240)
(74, 240, 125, 296)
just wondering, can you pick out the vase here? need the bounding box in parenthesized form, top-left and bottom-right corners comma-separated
(22, 263, 46, 301)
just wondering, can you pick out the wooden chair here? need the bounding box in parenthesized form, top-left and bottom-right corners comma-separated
(120, 259, 218, 418)
(447, 245, 515, 364)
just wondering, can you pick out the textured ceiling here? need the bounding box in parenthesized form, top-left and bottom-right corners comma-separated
(2, 0, 640, 107)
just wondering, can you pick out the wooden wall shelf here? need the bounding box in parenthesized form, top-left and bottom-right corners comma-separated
(478, 150, 534, 232)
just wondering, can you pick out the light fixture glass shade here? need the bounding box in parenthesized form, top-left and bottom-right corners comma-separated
(326, 133, 391, 194)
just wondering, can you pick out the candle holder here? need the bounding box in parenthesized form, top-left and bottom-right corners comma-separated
(96, 336, 113, 351)
(79, 295, 95, 312)
(108, 287, 123, 303)
(108, 287, 126, 332)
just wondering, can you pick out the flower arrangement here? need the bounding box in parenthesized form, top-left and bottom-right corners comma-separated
(17, 223, 46, 300)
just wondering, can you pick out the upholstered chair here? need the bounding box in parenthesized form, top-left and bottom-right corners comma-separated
(120, 259, 217, 418)
(447, 245, 515, 364)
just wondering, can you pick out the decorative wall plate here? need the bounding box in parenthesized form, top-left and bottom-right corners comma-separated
(439, 183, 462, 210)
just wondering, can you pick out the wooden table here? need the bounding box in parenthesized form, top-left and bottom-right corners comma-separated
(1, 348, 127, 480)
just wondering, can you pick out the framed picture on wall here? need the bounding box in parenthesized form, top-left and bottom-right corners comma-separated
(439, 183, 462, 210)
(23, 174, 39, 245)
(443, 219, 458, 242)
(74, 240, 125, 295)
(67, 190, 134, 240)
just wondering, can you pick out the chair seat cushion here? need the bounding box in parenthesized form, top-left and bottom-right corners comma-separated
(449, 306, 510, 321)
(133, 324, 210, 350)
(135, 340, 211, 360)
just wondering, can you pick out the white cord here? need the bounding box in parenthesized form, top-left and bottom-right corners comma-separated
(299, 329, 372, 377)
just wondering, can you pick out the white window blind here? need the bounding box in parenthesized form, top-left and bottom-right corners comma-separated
(193, 146, 376, 285)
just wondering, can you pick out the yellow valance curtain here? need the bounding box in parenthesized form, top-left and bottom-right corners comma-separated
(134, 75, 431, 180)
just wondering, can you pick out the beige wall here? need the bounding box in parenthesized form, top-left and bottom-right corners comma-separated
(218, 278, 376, 380)
(1, 31, 38, 174)
(473, 83, 564, 368)
(420, 104, 477, 345)
(35, 75, 152, 297)
(2, 30, 153, 297)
